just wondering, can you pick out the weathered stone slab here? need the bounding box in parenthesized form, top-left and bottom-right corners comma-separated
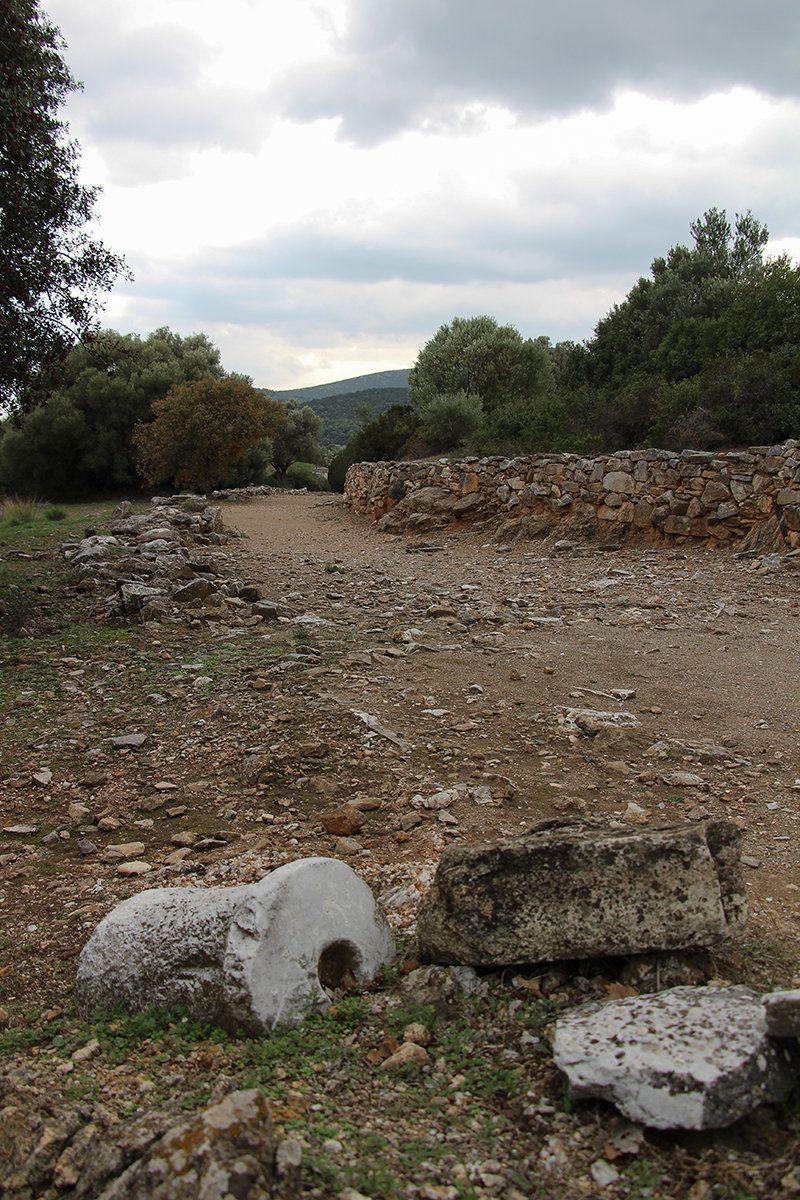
(553, 986, 800, 1129)
(416, 820, 745, 966)
(76, 857, 395, 1033)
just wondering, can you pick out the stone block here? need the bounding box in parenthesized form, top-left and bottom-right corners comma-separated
(76, 857, 395, 1034)
(762, 988, 800, 1038)
(97, 1090, 276, 1199)
(602, 471, 634, 494)
(416, 820, 745, 966)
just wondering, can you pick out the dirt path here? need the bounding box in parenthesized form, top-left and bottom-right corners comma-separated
(228, 493, 800, 948)
(2, 491, 800, 1200)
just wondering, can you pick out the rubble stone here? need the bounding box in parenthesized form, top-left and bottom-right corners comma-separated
(345, 441, 800, 549)
(97, 1090, 275, 1199)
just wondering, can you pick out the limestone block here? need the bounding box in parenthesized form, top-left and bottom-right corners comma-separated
(76, 857, 395, 1033)
(416, 820, 745, 966)
(553, 986, 799, 1129)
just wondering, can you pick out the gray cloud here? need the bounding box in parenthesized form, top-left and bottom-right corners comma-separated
(50, 2, 266, 182)
(274, 0, 800, 143)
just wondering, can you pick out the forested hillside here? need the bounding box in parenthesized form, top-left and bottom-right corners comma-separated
(262, 371, 410, 446)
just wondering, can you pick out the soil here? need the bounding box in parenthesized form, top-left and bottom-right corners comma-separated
(1, 492, 799, 1200)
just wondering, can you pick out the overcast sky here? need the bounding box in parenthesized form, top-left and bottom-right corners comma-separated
(48, 0, 800, 388)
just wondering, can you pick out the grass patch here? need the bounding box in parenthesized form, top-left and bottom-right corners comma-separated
(0, 499, 122, 552)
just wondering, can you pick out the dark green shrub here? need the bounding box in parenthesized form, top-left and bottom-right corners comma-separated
(286, 461, 330, 491)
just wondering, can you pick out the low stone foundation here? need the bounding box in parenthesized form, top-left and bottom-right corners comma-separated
(344, 441, 800, 549)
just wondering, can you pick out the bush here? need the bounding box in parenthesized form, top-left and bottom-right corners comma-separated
(223, 438, 274, 487)
(44, 505, 67, 521)
(416, 391, 483, 452)
(285, 461, 330, 491)
(328, 404, 420, 492)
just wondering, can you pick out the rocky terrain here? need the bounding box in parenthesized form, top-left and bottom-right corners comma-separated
(1, 490, 799, 1199)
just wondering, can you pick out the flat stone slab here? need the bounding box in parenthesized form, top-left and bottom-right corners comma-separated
(76, 857, 395, 1033)
(553, 986, 800, 1129)
(416, 820, 745, 965)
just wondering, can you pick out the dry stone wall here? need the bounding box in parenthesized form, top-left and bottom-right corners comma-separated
(345, 440, 800, 549)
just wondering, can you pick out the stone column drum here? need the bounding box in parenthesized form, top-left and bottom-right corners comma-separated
(76, 857, 395, 1034)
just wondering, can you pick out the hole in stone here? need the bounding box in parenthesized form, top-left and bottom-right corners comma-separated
(318, 940, 361, 992)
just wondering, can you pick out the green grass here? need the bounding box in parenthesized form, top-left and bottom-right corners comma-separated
(0, 498, 120, 550)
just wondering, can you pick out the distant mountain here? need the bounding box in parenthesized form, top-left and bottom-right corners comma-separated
(263, 368, 409, 403)
(262, 369, 410, 446)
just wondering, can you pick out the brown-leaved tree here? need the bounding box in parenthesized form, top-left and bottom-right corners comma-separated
(134, 377, 285, 493)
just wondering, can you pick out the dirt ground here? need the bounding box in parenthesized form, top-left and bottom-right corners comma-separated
(228, 493, 800, 935)
(1, 491, 799, 1200)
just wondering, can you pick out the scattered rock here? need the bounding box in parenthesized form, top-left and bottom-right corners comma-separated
(381, 1041, 429, 1070)
(320, 806, 366, 836)
(97, 1089, 276, 1199)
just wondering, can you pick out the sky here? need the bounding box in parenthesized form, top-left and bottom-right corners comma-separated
(48, 0, 800, 389)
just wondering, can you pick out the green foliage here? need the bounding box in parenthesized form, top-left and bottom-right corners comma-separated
(0, 327, 231, 497)
(327, 403, 420, 491)
(271, 402, 324, 479)
(409, 315, 553, 414)
(416, 391, 483, 451)
(285, 461, 331, 491)
(282, 386, 409, 447)
(134, 377, 286, 492)
(222, 437, 274, 487)
(579, 208, 800, 449)
(44, 505, 66, 520)
(0, 1, 128, 412)
(0, 395, 91, 497)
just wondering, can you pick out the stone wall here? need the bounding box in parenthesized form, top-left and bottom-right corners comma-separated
(344, 441, 800, 549)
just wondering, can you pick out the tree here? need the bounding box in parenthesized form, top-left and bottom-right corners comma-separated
(327, 403, 420, 492)
(408, 316, 552, 413)
(0, 326, 228, 495)
(0, 1, 127, 412)
(270, 401, 324, 479)
(133, 377, 286, 492)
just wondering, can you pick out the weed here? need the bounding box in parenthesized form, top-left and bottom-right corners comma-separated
(623, 1157, 668, 1198)
(666, 793, 685, 804)
(45, 506, 67, 521)
(0, 496, 42, 525)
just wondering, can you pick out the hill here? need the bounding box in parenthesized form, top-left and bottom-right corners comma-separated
(262, 369, 410, 446)
(263, 368, 409, 403)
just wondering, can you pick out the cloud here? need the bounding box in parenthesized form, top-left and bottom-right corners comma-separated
(48, 1, 267, 183)
(272, 0, 800, 144)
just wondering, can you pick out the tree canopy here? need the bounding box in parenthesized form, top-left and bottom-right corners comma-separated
(0, 327, 227, 495)
(0, 1, 128, 412)
(134, 377, 285, 493)
(270, 401, 324, 479)
(408, 315, 552, 413)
